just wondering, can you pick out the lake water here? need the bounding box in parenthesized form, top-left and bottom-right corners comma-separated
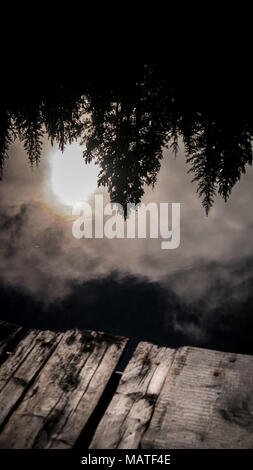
(0, 135, 253, 356)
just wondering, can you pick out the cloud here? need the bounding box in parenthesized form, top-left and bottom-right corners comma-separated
(1, 264, 253, 359)
(0, 140, 253, 357)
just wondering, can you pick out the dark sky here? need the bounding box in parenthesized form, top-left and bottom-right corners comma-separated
(0, 138, 253, 357)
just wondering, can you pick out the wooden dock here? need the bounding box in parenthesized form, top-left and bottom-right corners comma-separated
(0, 320, 253, 449)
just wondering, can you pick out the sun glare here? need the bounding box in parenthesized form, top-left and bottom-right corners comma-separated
(49, 141, 99, 206)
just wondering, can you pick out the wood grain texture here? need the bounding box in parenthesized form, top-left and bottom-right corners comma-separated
(1, 318, 253, 450)
(0, 328, 63, 427)
(0, 329, 127, 449)
(90, 341, 176, 449)
(142, 346, 253, 449)
(0, 320, 22, 359)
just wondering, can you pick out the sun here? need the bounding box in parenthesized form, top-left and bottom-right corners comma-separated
(49, 141, 99, 206)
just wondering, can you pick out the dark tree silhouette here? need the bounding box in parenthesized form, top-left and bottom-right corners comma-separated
(1, 51, 253, 214)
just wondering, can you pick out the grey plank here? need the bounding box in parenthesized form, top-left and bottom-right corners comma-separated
(90, 342, 176, 449)
(0, 329, 128, 449)
(0, 320, 22, 359)
(0, 328, 63, 427)
(142, 346, 253, 449)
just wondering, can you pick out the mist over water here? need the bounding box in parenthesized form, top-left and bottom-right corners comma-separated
(0, 137, 253, 355)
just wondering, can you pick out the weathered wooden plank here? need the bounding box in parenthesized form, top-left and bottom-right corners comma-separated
(0, 328, 63, 427)
(0, 320, 22, 359)
(0, 329, 127, 449)
(142, 346, 253, 449)
(90, 342, 176, 449)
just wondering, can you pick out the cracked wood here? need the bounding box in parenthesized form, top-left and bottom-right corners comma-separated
(0, 329, 127, 449)
(0, 328, 63, 428)
(90, 341, 176, 449)
(142, 346, 253, 449)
